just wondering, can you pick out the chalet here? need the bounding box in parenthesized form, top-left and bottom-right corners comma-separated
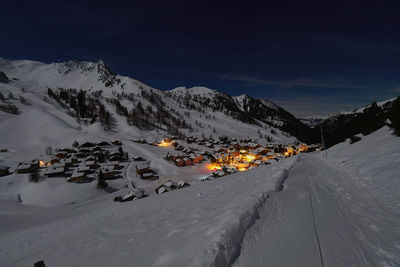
(92, 146, 103, 152)
(86, 155, 96, 162)
(175, 158, 184, 167)
(136, 163, 157, 179)
(67, 171, 86, 182)
(175, 145, 184, 151)
(55, 152, 66, 158)
(81, 142, 95, 148)
(187, 136, 196, 144)
(112, 140, 122, 146)
(136, 163, 150, 174)
(209, 154, 217, 163)
(231, 151, 240, 157)
(115, 189, 145, 202)
(60, 147, 76, 153)
(177, 180, 190, 188)
(109, 154, 121, 161)
(79, 147, 91, 153)
(223, 165, 236, 174)
(141, 172, 157, 180)
(109, 150, 121, 157)
(49, 158, 60, 165)
(97, 168, 116, 180)
(75, 152, 85, 158)
(107, 161, 121, 170)
(192, 155, 203, 163)
(45, 167, 65, 177)
(70, 156, 79, 164)
(253, 160, 262, 166)
(85, 160, 97, 169)
(213, 170, 225, 177)
(15, 162, 37, 174)
(52, 162, 66, 170)
(78, 165, 91, 173)
(97, 141, 111, 147)
(155, 180, 179, 194)
(93, 150, 104, 158)
(132, 155, 145, 161)
(233, 143, 242, 150)
(216, 148, 226, 153)
(0, 166, 10, 176)
(183, 157, 192, 166)
(60, 158, 73, 168)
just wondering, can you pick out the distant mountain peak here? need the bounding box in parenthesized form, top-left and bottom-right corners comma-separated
(169, 86, 219, 97)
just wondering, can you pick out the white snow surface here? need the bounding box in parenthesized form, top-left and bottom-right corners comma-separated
(0, 126, 399, 266)
(0, 158, 296, 267)
(1, 57, 399, 266)
(235, 126, 400, 267)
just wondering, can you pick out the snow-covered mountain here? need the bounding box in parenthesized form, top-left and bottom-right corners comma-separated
(318, 97, 400, 147)
(0, 57, 311, 151)
(299, 114, 331, 127)
(1, 58, 400, 266)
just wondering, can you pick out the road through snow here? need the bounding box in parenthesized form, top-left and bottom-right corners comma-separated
(234, 154, 400, 267)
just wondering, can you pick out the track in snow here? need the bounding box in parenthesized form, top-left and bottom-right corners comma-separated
(233, 154, 400, 267)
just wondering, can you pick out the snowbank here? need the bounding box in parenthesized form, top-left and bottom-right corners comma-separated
(0, 158, 296, 267)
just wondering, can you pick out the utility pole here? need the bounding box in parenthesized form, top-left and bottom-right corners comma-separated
(320, 125, 327, 160)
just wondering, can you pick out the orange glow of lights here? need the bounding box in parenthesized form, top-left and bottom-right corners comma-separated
(206, 163, 222, 171)
(158, 140, 172, 147)
(299, 145, 308, 152)
(244, 154, 255, 162)
(238, 167, 247, 171)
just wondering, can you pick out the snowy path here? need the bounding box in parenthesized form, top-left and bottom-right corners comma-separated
(234, 154, 400, 267)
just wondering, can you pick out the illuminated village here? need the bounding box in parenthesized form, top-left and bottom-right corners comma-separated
(153, 136, 321, 180)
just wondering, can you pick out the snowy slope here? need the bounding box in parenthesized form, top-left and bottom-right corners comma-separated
(1, 125, 399, 266)
(235, 126, 400, 266)
(0, 58, 297, 153)
(1, 57, 399, 267)
(0, 158, 296, 267)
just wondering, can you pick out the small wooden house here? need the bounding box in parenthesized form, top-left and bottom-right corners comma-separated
(15, 163, 37, 174)
(192, 155, 204, 163)
(183, 158, 192, 166)
(78, 165, 91, 174)
(108, 161, 121, 170)
(85, 160, 98, 169)
(155, 180, 179, 194)
(97, 141, 111, 147)
(112, 140, 122, 146)
(45, 167, 65, 177)
(55, 152, 66, 158)
(98, 168, 116, 180)
(67, 171, 86, 182)
(175, 158, 184, 167)
(81, 142, 95, 148)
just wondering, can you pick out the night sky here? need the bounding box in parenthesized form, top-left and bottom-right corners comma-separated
(2, 0, 400, 116)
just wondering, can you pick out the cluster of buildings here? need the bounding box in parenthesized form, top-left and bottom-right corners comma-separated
(155, 179, 190, 194)
(165, 152, 204, 167)
(14, 140, 130, 183)
(153, 135, 322, 179)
